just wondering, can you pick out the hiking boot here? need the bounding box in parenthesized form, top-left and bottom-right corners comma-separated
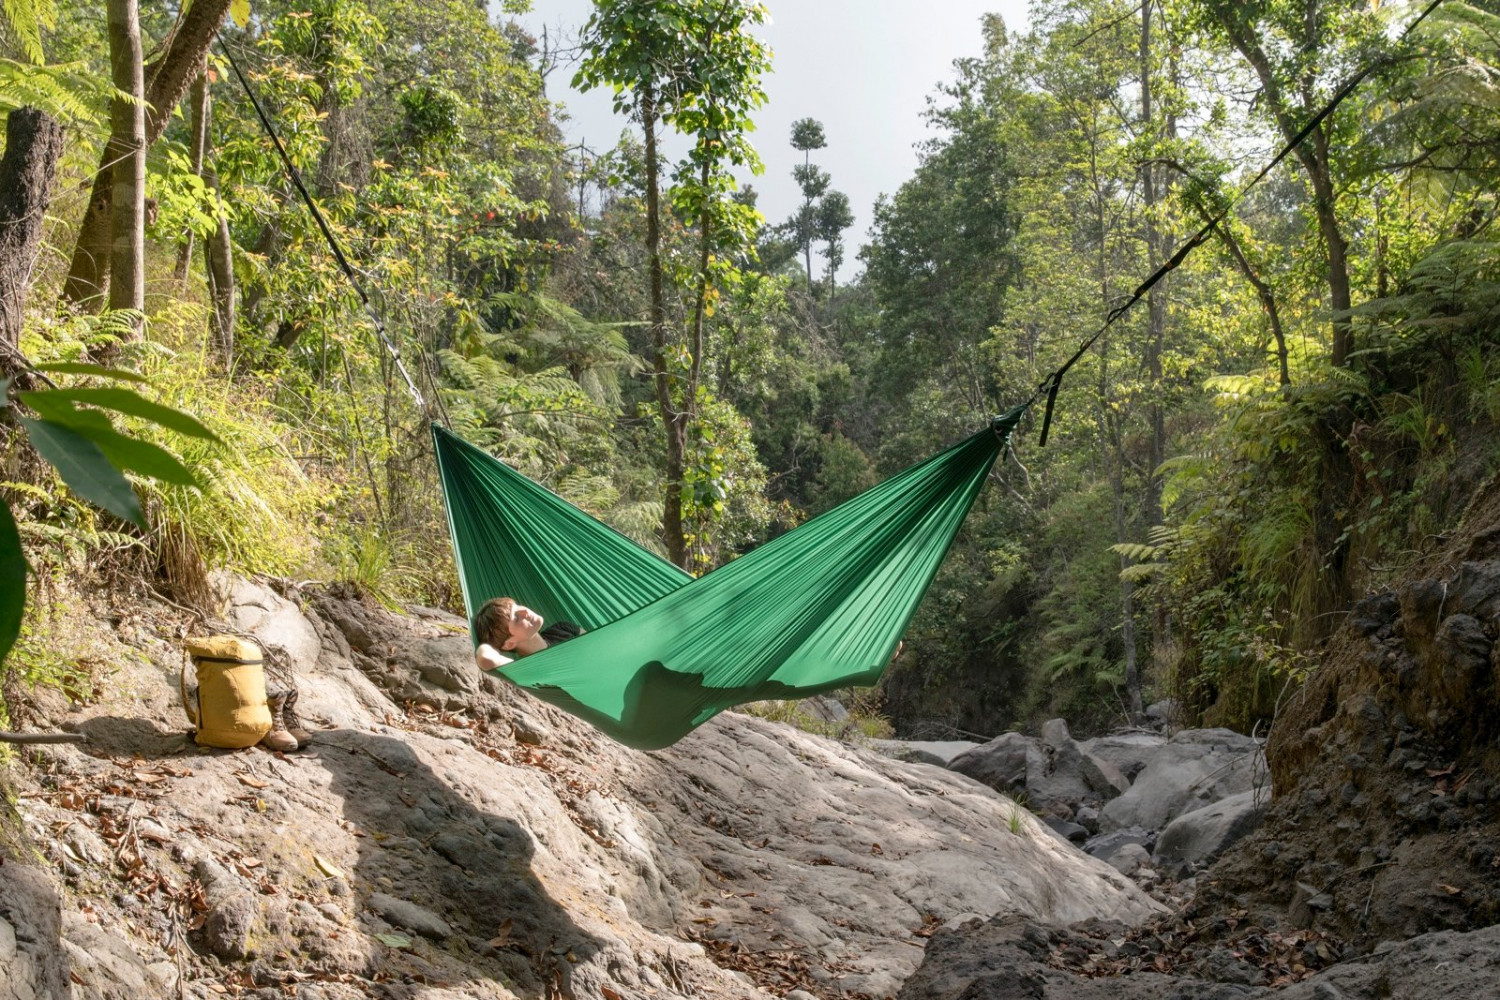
(262, 691, 300, 752)
(281, 687, 312, 745)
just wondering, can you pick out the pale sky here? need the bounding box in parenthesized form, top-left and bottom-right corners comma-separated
(510, 0, 1031, 280)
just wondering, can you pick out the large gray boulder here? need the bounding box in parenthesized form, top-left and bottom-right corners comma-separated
(1099, 729, 1264, 833)
(1153, 789, 1270, 869)
(1079, 731, 1167, 783)
(949, 731, 1044, 797)
(9, 578, 1164, 1000)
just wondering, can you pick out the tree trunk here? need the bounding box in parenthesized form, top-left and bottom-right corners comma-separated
(641, 84, 689, 570)
(0, 108, 66, 351)
(1210, 10, 1353, 367)
(204, 166, 235, 364)
(1130, 0, 1159, 722)
(690, 159, 711, 402)
(63, 0, 234, 310)
(1214, 220, 1290, 386)
(175, 63, 211, 284)
(1310, 126, 1353, 366)
(106, 0, 146, 323)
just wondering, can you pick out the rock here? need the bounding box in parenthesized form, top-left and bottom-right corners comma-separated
(1080, 750, 1131, 800)
(1108, 843, 1152, 876)
(1288, 882, 1335, 929)
(1043, 818, 1089, 845)
(1083, 827, 1154, 863)
(1075, 804, 1100, 834)
(1099, 729, 1264, 833)
(1429, 613, 1492, 705)
(1154, 789, 1269, 869)
(12, 576, 1166, 1000)
(213, 572, 322, 671)
(368, 892, 452, 940)
(1145, 699, 1179, 726)
(869, 739, 980, 767)
(194, 859, 255, 960)
(401, 635, 480, 694)
(899, 912, 1500, 1000)
(63, 822, 109, 865)
(0, 858, 69, 1000)
(1196, 945, 1267, 986)
(949, 731, 1042, 796)
(1079, 731, 1166, 783)
(802, 695, 848, 723)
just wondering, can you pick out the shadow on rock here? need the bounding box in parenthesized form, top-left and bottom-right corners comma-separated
(313, 728, 604, 994)
(73, 716, 195, 759)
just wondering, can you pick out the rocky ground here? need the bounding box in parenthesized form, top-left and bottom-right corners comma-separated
(0, 575, 1156, 1000)
(893, 473, 1500, 999)
(4, 474, 1498, 999)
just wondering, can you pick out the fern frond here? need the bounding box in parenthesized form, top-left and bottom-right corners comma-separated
(0, 0, 56, 64)
(0, 58, 108, 124)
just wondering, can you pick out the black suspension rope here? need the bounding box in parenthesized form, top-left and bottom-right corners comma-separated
(1030, 0, 1447, 446)
(215, 35, 427, 411)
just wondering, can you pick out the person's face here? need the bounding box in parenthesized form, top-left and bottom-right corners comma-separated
(500, 603, 544, 650)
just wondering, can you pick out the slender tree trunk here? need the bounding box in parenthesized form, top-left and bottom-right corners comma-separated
(0, 109, 66, 351)
(204, 167, 235, 364)
(1215, 221, 1290, 385)
(642, 84, 689, 570)
(106, 0, 146, 324)
(175, 63, 211, 284)
(1129, 0, 1160, 722)
(690, 159, 711, 402)
(1209, 12, 1353, 367)
(63, 0, 234, 310)
(803, 211, 813, 298)
(1310, 126, 1352, 366)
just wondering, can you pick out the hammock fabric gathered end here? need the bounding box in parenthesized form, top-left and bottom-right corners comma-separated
(433, 407, 1024, 750)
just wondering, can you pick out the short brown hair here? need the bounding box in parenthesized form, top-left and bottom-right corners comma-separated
(473, 597, 516, 649)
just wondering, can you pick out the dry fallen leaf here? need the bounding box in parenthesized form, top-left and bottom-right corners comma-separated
(314, 855, 344, 879)
(236, 774, 269, 790)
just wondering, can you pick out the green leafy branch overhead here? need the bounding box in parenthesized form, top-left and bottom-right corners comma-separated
(1, 354, 218, 665)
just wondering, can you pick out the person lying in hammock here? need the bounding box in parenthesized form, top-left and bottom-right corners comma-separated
(472, 597, 584, 671)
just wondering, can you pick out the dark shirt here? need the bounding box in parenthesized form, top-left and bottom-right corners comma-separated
(540, 622, 583, 646)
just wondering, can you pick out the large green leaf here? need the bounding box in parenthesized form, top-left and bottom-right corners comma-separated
(0, 501, 25, 667)
(21, 396, 198, 487)
(31, 362, 149, 384)
(18, 387, 219, 441)
(17, 417, 146, 528)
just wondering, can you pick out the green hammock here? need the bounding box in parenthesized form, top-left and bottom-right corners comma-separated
(433, 407, 1023, 749)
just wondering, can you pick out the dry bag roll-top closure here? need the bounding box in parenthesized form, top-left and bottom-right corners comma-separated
(182, 635, 273, 749)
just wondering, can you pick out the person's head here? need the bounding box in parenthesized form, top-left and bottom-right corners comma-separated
(473, 597, 544, 651)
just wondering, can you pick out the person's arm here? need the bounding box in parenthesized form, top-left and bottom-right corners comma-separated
(475, 643, 513, 671)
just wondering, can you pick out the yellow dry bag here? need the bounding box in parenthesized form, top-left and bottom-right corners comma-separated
(182, 635, 272, 749)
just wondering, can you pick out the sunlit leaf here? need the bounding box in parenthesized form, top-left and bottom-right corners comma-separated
(0, 501, 26, 665)
(17, 417, 145, 528)
(31, 362, 149, 383)
(19, 397, 197, 487)
(18, 387, 219, 441)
